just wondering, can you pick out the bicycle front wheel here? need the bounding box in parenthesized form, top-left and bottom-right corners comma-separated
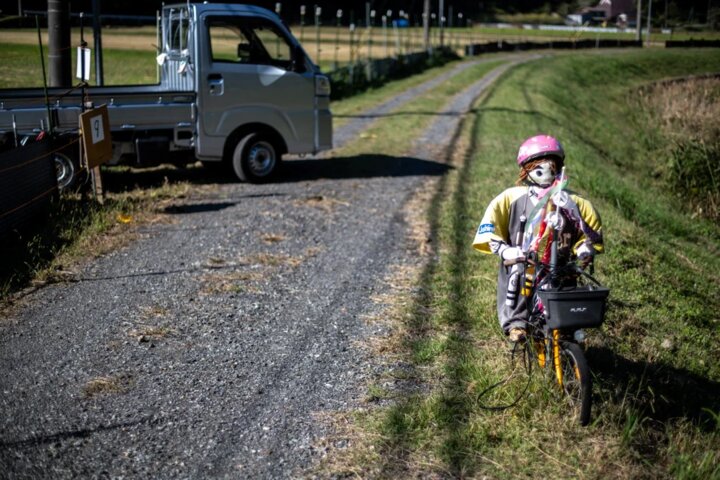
(559, 341, 592, 426)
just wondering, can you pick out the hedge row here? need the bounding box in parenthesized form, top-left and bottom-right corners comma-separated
(465, 39, 642, 55)
(327, 47, 461, 100)
(666, 39, 720, 48)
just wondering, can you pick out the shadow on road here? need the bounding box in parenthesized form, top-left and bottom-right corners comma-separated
(163, 201, 243, 214)
(99, 154, 453, 194)
(277, 154, 452, 182)
(0, 153, 451, 301)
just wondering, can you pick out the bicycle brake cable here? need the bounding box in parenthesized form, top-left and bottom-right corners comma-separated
(474, 340, 534, 411)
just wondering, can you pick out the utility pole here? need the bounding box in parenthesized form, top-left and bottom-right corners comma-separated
(646, 0, 653, 44)
(448, 6, 453, 49)
(423, 0, 430, 51)
(48, 0, 71, 87)
(300, 5, 305, 44)
(439, 0, 445, 47)
(636, 0, 643, 43)
(365, 3, 371, 60)
(709, 0, 714, 25)
(315, 5, 321, 64)
(92, 0, 104, 85)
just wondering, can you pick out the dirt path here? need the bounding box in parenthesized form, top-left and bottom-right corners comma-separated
(0, 56, 530, 478)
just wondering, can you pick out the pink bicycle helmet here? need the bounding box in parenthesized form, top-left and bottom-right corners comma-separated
(516, 135, 565, 167)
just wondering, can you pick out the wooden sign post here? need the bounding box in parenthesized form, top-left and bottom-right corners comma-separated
(79, 105, 112, 203)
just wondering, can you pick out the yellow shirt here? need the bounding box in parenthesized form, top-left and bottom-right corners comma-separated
(472, 186, 604, 257)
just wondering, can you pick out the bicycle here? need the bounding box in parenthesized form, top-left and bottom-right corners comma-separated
(505, 224, 610, 426)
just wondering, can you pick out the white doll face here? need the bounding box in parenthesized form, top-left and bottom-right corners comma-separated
(527, 160, 556, 187)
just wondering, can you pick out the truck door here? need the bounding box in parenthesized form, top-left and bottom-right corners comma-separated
(196, 14, 317, 159)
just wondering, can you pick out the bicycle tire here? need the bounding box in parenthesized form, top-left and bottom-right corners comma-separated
(559, 341, 592, 426)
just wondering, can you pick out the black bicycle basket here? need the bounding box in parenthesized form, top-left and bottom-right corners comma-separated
(537, 285, 610, 329)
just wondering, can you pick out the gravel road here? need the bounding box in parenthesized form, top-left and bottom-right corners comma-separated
(0, 57, 528, 478)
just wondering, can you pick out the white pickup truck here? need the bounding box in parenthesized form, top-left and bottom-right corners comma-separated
(0, 3, 333, 186)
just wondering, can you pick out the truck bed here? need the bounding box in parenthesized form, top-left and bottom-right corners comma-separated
(0, 84, 195, 135)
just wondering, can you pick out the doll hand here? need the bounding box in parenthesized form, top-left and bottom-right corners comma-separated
(576, 244, 595, 266)
(501, 246, 525, 262)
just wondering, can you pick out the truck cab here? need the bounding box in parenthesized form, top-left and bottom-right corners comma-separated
(179, 3, 332, 181)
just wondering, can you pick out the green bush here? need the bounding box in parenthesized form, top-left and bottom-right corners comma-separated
(327, 47, 460, 100)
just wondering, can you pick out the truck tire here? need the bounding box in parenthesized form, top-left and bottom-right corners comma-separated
(51, 134, 86, 192)
(54, 151, 76, 191)
(230, 133, 279, 183)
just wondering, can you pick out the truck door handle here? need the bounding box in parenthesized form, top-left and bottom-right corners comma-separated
(207, 74, 224, 95)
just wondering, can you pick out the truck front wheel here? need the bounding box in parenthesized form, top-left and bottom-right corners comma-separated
(230, 133, 279, 183)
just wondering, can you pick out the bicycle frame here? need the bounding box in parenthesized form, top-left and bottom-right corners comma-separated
(518, 280, 592, 424)
(499, 179, 605, 425)
(517, 220, 600, 425)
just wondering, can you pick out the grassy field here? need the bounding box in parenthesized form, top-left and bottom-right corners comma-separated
(0, 43, 157, 88)
(319, 49, 720, 478)
(2, 24, 718, 86)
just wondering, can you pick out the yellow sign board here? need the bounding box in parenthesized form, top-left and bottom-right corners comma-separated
(79, 105, 112, 169)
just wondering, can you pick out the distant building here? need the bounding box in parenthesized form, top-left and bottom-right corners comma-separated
(566, 0, 637, 26)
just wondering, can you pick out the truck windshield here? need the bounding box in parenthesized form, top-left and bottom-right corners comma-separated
(207, 17, 296, 71)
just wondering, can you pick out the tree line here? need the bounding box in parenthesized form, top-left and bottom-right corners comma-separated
(9, 0, 718, 26)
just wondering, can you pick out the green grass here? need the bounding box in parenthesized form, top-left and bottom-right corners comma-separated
(321, 49, 720, 478)
(0, 43, 157, 88)
(330, 58, 469, 125)
(333, 58, 507, 157)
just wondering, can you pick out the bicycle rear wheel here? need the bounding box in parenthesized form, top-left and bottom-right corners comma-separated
(559, 341, 592, 426)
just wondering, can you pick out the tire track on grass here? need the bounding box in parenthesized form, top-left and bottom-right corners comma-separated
(331, 56, 520, 150)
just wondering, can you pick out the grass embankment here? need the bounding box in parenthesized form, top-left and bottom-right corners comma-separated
(325, 50, 720, 478)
